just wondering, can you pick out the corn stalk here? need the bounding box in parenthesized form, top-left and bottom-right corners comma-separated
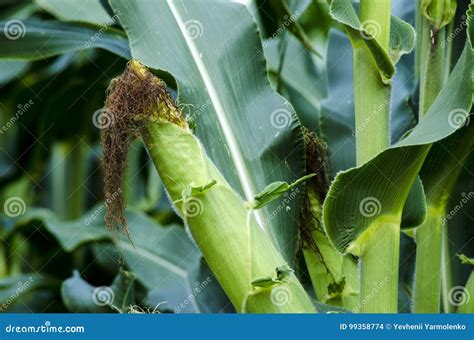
(352, 0, 399, 313)
(413, 0, 457, 313)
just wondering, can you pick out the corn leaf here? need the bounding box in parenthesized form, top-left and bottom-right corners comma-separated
(35, 0, 111, 25)
(0, 20, 131, 60)
(115, 212, 203, 313)
(108, 0, 306, 261)
(329, 0, 415, 83)
(266, 28, 418, 176)
(271, 0, 322, 57)
(0, 274, 59, 312)
(6, 206, 229, 313)
(0, 60, 29, 85)
(6, 208, 110, 251)
(61, 270, 135, 313)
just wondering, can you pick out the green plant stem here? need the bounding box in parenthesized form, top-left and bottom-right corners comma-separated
(419, 20, 446, 116)
(359, 222, 400, 313)
(413, 208, 444, 312)
(354, 0, 391, 164)
(415, 0, 423, 78)
(441, 226, 454, 312)
(444, 21, 454, 83)
(413, 2, 454, 313)
(354, 0, 397, 313)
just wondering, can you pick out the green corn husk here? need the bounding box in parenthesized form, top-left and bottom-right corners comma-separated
(101, 60, 315, 313)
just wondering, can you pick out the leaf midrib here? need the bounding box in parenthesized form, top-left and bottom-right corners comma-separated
(165, 0, 266, 230)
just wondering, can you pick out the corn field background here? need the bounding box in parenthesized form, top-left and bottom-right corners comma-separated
(0, 0, 473, 314)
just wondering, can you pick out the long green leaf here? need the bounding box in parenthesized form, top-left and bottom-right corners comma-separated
(61, 270, 135, 313)
(0, 20, 131, 60)
(8, 208, 110, 252)
(9, 205, 230, 313)
(414, 124, 474, 312)
(35, 0, 112, 25)
(116, 212, 203, 313)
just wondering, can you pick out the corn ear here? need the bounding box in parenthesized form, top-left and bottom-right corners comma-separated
(103, 60, 315, 313)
